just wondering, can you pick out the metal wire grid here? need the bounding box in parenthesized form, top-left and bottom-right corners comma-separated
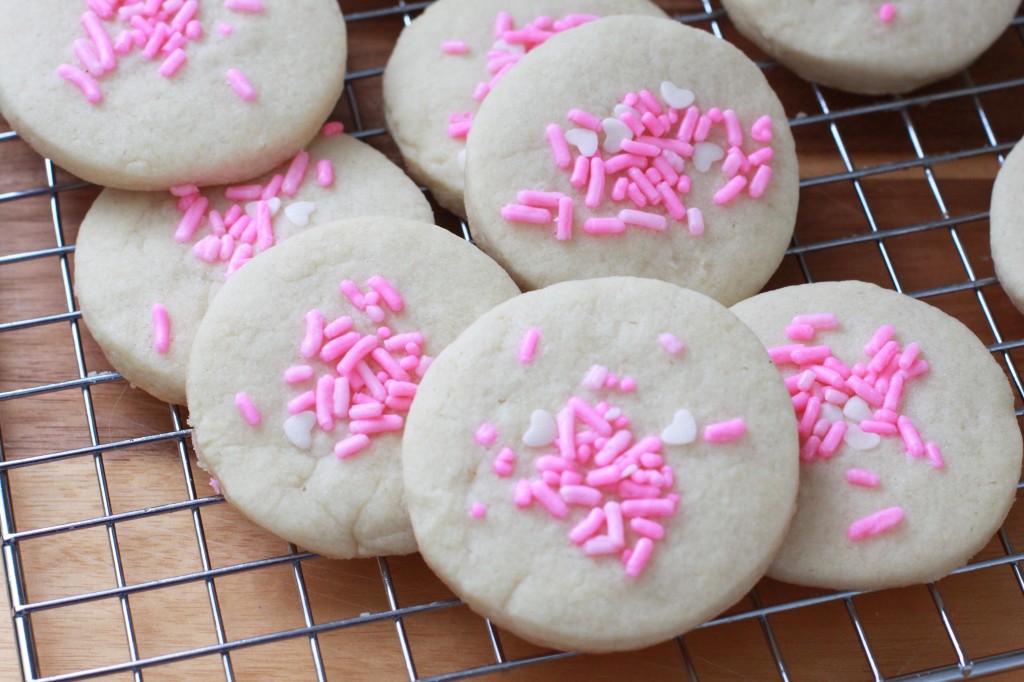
(0, 1, 1022, 679)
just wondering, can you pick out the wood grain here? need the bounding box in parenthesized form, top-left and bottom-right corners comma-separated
(2, 1, 1024, 680)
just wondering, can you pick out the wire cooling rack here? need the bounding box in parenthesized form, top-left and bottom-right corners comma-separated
(2, 1, 1024, 680)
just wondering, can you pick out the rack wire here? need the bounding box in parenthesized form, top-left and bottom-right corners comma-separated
(2, 1, 1024, 679)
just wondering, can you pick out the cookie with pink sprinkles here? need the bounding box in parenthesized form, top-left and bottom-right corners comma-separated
(382, 0, 668, 217)
(731, 281, 1022, 591)
(75, 129, 433, 405)
(186, 217, 519, 558)
(402, 277, 799, 652)
(464, 15, 799, 304)
(0, 0, 346, 190)
(720, 0, 1020, 95)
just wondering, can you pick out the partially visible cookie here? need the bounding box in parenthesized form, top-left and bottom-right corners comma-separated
(731, 281, 1022, 590)
(403, 277, 799, 652)
(383, 0, 667, 217)
(721, 0, 1019, 95)
(991, 137, 1024, 315)
(75, 131, 433, 405)
(186, 217, 520, 559)
(464, 16, 799, 304)
(0, 0, 346, 190)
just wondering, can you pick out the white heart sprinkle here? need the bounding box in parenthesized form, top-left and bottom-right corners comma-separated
(284, 201, 317, 227)
(821, 402, 844, 424)
(692, 142, 725, 173)
(843, 396, 873, 423)
(602, 117, 634, 154)
(613, 103, 640, 119)
(457, 147, 467, 171)
(660, 81, 695, 110)
(522, 409, 557, 447)
(565, 128, 599, 157)
(245, 197, 282, 217)
(661, 409, 697, 445)
(283, 412, 317, 449)
(843, 423, 881, 451)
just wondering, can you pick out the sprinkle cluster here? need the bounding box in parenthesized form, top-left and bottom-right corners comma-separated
(768, 313, 941, 541)
(171, 122, 342, 277)
(471, 331, 748, 578)
(502, 83, 775, 240)
(59, 0, 265, 104)
(443, 12, 599, 140)
(278, 276, 431, 461)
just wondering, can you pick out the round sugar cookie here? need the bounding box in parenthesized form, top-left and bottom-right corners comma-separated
(0, 0, 346, 190)
(382, 0, 668, 217)
(402, 278, 799, 652)
(721, 0, 1019, 95)
(75, 132, 433, 405)
(731, 281, 1022, 591)
(991, 137, 1024, 315)
(464, 16, 799, 305)
(186, 217, 520, 559)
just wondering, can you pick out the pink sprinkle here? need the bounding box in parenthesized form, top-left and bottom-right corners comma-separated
(555, 196, 573, 241)
(585, 157, 606, 208)
(748, 165, 773, 199)
(225, 0, 265, 12)
(518, 328, 541, 364)
(625, 537, 654, 578)
(174, 196, 209, 242)
(281, 151, 310, 197)
(714, 175, 749, 206)
(545, 124, 572, 169)
(604, 153, 646, 175)
(518, 190, 562, 208)
(441, 40, 470, 55)
(722, 109, 743, 148)
(560, 485, 603, 507)
(583, 218, 626, 235)
(474, 422, 498, 447)
(703, 418, 747, 443)
(530, 481, 569, 519)
(751, 115, 774, 143)
(800, 435, 821, 462)
(226, 68, 257, 101)
(621, 498, 675, 518)
(368, 276, 404, 313)
(337, 336, 380, 377)
(818, 420, 847, 458)
(676, 106, 700, 143)
(321, 121, 345, 137)
(879, 3, 896, 23)
(80, 11, 116, 71)
(513, 479, 533, 508)
(786, 324, 815, 341)
(896, 415, 925, 457)
(57, 64, 102, 104)
(569, 507, 606, 544)
(658, 332, 685, 356)
(284, 365, 314, 383)
(470, 502, 487, 519)
(846, 468, 881, 488)
(658, 182, 687, 220)
(217, 22, 234, 35)
(848, 506, 904, 541)
(334, 434, 371, 460)
(925, 442, 945, 469)
(618, 209, 665, 232)
(234, 392, 261, 426)
(864, 324, 895, 356)
(209, 477, 221, 495)
(152, 303, 171, 354)
(225, 185, 262, 201)
(620, 377, 636, 392)
(333, 377, 351, 416)
(501, 204, 552, 225)
(567, 108, 601, 132)
(748, 147, 774, 167)
(630, 517, 665, 540)
(860, 419, 898, 436)
(316, 375, 336, 431)
(570, 155, 590, 188)
(300, 309, 324, 359)
(493, 10, 513, 38)
(349, 414, 403, 435)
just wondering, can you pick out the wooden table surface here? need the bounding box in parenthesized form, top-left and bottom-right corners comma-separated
(2, 1, 1024, 680)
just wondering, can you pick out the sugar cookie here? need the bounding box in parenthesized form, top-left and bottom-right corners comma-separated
(731, 281, 1022, 590)
(991, 137, 1024, 315)
(0, 0, 346, 190)
(383, 0, 667, 216)
(721, 0, 1019, 95)
(75, 131, 433, 405)
(403, 277, 799, 652)
(464, 16, 798, 304)
(187, 217, 520, 558)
